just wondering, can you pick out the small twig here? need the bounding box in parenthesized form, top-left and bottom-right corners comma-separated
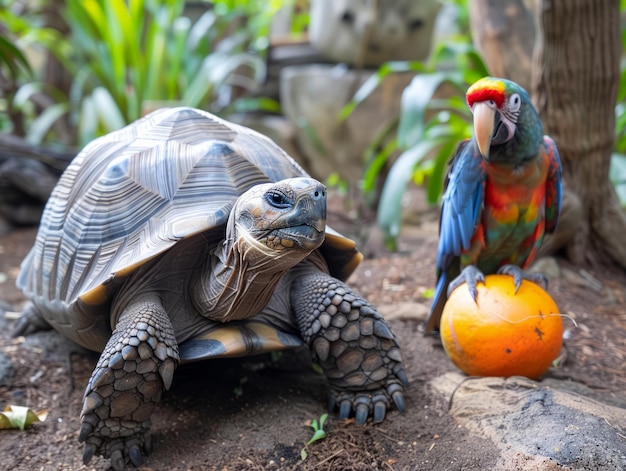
(335, 437, 362, 450)
(382, 460, 396, 470)
(314, 448, 345, 468)
(372, 427, 404, 445)
(578, 269, 604, 293)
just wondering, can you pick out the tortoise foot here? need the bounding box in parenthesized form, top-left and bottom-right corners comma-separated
(79, 297, 179, 469)
(293, 274, 408, 425)
(329, 380, 406, 425)
(79, 421, 151, 470)
(12, 301, 52, 337)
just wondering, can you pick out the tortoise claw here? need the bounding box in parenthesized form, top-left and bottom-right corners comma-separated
(327, 394, 337, 412)
(355, 402, 369, 425)
(129, 444, 144, 467)
(339, 399, 352, 420)
(392, 390, 405, 412)
(111, 449, 124, 471)
(82, 443, 96, 465)
(373, 401, 387, 424)
(78, 422, 93, 443)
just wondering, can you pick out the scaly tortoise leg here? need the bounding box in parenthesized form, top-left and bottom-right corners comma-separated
(292, 273, 408, 425)
(79, 296, 179, 470)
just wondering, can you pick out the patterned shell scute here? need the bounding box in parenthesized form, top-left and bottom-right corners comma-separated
(18, 107, 307, 305)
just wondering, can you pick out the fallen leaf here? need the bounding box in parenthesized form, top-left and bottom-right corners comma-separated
(0, 405, 48, 431)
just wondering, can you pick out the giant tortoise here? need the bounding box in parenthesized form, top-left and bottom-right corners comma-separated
(14, 107, 408, 469)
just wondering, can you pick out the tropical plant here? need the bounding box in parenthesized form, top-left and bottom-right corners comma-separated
(2, 0, 301, 147)
(64, 0, 272, 144)
(0, 2, 71, 140)
(0, 32, 32, 133)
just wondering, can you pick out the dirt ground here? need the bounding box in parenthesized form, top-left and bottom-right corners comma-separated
(1, 192, 625, 471)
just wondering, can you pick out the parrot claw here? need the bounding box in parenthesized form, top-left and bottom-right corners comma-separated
(448, 265, 485, 302)
(497, 265, 548, 292)
(532, 273, 549, 290)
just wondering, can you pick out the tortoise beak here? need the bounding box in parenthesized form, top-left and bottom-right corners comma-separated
(472, 102, 496, 161)
(295, 179, 327, 233)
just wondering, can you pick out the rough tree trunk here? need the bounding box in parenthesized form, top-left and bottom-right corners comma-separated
(532, 0, 626, 269)
(469, 0, 536, 91)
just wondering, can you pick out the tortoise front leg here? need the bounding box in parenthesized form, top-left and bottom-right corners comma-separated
(79, 296, 179, 470)
(292, 273, 408, 425)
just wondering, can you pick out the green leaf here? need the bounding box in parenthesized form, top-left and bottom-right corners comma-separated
(339, 61, 426, 122)
(78, 95, 98, 144)
(397, 72, 464, 149)
(0, 405, 48, 431)
(377, 136, 452, 250)
(0, 34, 32, 79)
(91, 87, 125, 132)
(26, 103, 69, 145)
(225, 96, 281, 114)
(306, 413, 328, 445)
(362, 136, 399, 193)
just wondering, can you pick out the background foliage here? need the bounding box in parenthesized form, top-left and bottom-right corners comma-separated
(0, 0, 307, 147)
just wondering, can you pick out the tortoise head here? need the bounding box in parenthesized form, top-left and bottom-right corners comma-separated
(229, 177, 327, 257)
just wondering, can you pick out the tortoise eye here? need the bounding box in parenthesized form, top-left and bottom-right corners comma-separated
(265, 190, 291, 209)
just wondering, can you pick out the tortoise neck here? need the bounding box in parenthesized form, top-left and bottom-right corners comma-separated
(193, 225, 311, 322)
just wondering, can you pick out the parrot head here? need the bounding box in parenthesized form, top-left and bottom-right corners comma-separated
(466, 77, 543, 165)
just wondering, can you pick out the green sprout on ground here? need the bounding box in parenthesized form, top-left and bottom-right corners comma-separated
(300, 413, 328, 461)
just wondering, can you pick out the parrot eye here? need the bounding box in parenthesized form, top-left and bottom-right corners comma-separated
(509, 93, 521, 112)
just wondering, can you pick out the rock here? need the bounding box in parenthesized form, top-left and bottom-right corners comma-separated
(429, 373, 626, 470)
(309, 0, 441, 67)
(528, 256, 561, 281)
(280, 64, 416, 189)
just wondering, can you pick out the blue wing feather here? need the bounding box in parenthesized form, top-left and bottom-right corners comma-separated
(435, 139, 486, 272)
(425, 140, 486, 333)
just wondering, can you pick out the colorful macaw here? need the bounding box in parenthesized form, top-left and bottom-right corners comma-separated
(424, 76, 562, 334)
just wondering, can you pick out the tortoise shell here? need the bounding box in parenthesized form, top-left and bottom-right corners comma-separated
(17, 107, 361, 346)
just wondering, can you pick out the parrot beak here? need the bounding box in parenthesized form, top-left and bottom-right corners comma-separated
(472, 102, 496, 161)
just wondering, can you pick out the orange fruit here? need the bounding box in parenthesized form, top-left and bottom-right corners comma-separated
(440, 274, 562, 379)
